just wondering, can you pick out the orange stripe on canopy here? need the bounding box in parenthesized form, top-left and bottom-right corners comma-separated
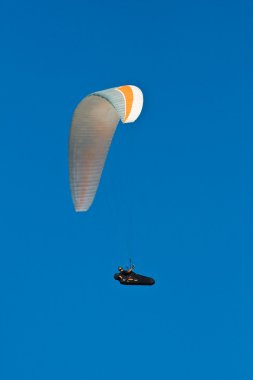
(118, 85, 134, 122)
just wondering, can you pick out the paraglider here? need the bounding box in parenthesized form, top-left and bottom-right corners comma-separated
(69, 85, 143, 212)
(69, 85, 155, 286)
(114, 262, 155, 286)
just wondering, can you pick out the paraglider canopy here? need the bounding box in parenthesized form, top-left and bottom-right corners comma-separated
(69, 85, 143, 212)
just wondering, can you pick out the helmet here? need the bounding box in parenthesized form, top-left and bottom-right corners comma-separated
(118, 266, 123, 272)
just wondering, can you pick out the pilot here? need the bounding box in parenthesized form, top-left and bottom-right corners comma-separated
(117, 265, 135, 280)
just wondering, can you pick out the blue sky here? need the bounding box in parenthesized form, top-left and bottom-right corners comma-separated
(0, 0, 252, 379)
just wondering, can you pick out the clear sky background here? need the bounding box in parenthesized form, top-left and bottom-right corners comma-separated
(0, 0, 252, 379)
